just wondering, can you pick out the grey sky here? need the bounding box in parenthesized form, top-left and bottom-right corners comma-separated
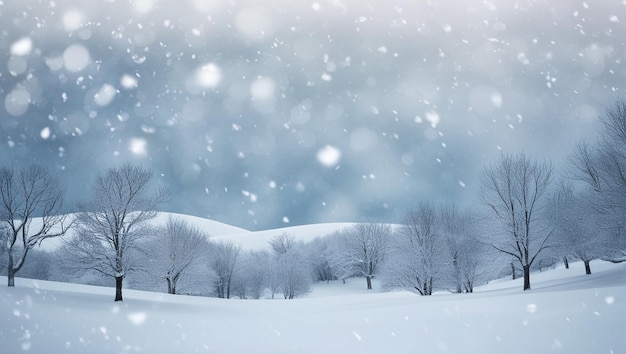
(0, 0, 622, 230)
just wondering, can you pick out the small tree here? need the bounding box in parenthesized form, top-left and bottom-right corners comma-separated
(0, 164, 70, 287)
(210, 241, 242, 299)
(146, 216, 211, 294)
(305, 237, 335, 283)
(335, 223, 390, 290)
(383, 202, 448, 295)
(268, 234, 311, 299)
(63, 163, 166, 301)
(547, 184, 606, 275)
(234, 250, 269, 299)
(440, 205, 485, 293)
(479, 152, 554, 291)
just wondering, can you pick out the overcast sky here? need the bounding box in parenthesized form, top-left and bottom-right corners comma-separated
(0, 0, 623, 230)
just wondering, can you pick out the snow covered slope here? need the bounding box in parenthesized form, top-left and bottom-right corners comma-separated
(35, 212, 353, 252)
(212, 222, 356, 250)
(1, 260, 625, 354)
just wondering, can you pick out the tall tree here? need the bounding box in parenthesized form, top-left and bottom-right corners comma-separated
(0, 164, 70, 287)
(479, 152, 554, 291)
(63, 163, 166, 301)
(569, 100, 626, 260)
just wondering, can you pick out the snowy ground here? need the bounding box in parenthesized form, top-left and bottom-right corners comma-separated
(1, 260, 624, 354)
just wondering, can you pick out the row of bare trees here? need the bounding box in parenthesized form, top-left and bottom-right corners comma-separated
(2, 101, 626, 298)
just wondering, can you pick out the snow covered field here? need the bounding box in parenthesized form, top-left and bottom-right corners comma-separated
(1, 260, 624, 354)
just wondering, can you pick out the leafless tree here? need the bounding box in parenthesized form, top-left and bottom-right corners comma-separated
(277, 249, 312, 299)
(335, 223, 390, 290)
(305, 236, 335, 283)
(479, 152, 554, 291)
(62, 163, 166, 301)
(269, 233, 296, 255)
(267, 234, 311, 299)
(440, 205, 486, 293)
(547, 184, 609, 275)
(210, 240, 242, 299)
(383, 202, 448, 295)
(145, 216, 211, 294)
(568, 100, 626, 260)
(0, 164, 71, 287)
(233, 250, 269, 299)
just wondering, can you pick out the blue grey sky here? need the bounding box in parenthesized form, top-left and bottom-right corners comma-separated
(0, 0, 622, 230)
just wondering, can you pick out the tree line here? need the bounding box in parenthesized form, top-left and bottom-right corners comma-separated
(2, 100, 626, 301)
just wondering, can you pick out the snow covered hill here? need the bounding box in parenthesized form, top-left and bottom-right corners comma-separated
(1, 260, 625, 354)
(37, 211, 355, 252)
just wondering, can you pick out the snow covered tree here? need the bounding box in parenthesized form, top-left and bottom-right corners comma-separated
(305, 236, 336, 283)
(479, 152, 554, 291)
(568, 100, 626, 261)
(269, 233, 296, 255)
(62, 163, 166, 301)
(233, 250, 270, 299)
(0, 164, 71, 287)
(144, 216, 211, 294)
(334, 223, 390, 290)
(210, 240, 242, 299)
(325, 231, 357, 283)
(383, 202, 448, 295)
(440, 205, 487, 293)
(268, 234, 311, 299)
(547, 184, 607, 275)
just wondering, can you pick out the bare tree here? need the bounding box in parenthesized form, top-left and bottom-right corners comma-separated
(63, 163, 166, 301)
(0, 164, 71, 287)
(269, 233, 296, 255)
(383, 202, 448, 295)
(335, 223, 390, 290)
(277, 249, 312, 299)
(547, 184, 608, 275)
(210, 240, 242, 299)
(440, 205, 486, 293)
(305, 236, 336, 283)
(233, 250, 269, 299)
(479, 152, 554, 291)
(568, 100, 626, 260)
(267, 234, 311, 299)
(145, 216, 211, 294)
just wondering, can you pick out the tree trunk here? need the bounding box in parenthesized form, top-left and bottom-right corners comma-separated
(427, 277, 433, 295)
(115, 276, 123, 301)
(563, 256, 569, 269)
(166, 278, 175, 294)
(7, 270, 15, 287)
(584, 260, 592, 275)
(7, 252, 15, 287)
(366, 276, 372, 290)
(511, 263, 517, 280)
(523, 264, 531, 291)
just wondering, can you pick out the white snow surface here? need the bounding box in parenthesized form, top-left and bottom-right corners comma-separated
(2, 259, 625, 353)
(7, 214, 626, 353)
